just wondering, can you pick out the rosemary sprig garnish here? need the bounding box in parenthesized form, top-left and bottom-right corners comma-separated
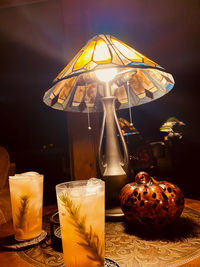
(16, 195, 29, 229)
(59, 193, 104, 266)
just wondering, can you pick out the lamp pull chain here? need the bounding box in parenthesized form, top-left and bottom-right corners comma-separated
(85, 83, 92, 130)
(127, 81, 133, 126)
(87, 106, 92, 130)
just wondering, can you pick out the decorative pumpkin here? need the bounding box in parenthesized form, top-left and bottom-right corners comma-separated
(119, 172, 184, 228)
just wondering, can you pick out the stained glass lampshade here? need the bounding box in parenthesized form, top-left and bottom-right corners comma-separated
(43, 34, 174, 112)
(43, 34, 174, 217)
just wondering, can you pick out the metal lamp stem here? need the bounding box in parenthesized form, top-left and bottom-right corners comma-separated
(98, 83, 129, 216)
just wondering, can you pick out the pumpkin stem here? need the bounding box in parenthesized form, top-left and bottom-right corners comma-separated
(135, 171, 151, 185)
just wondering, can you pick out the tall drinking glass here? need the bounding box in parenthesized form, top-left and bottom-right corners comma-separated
(9, 172, 43, 241)
(56, 178, 105, 267)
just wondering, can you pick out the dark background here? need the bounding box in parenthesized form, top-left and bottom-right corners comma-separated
(0, 0, 200, 204)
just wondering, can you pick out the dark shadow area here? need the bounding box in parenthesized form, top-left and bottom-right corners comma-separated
(9, 146, 70, 206)
(0, 235, 16, 249)
(49, 212, 63, 252)
(0, 27, 70, 206)
(118, 102, 200, 201)
(124, 216, 200, 242)
(0, 231, 47, 251)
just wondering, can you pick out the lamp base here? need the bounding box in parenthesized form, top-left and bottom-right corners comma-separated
(105, 206, 124, 219)
(102, 174, 128, 220)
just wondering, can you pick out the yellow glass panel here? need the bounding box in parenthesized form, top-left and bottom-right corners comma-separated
(72, 102, 80, 107)
(143, 58, 156, 67)
(93, 38, 111, 63)
(73, 41, 96, 71)
(86, 103, 94, 108)
(149, 86, 157, 93)
(138, 93, 146, 99)
(58, 98, 64, 104)
(111, 37, 142, 62)
(135, 50, 157, 66)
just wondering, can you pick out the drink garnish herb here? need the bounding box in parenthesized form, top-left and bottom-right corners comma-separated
(59, 193, 104, 266)
(17, 195, 29, 229)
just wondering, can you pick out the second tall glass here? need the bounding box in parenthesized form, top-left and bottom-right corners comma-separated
(9, 172, 43, 241)
(56, 178, 105, 267)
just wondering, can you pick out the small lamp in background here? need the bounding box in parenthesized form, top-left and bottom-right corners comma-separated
(160, 117, 185, 140)
(43, 34, 174, 217)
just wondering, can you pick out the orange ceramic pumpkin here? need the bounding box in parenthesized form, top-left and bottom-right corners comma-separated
(119, 172, 184, 227)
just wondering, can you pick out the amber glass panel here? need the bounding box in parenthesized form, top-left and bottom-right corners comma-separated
(130, 78, 143, 95)
(59, 77, 76, 100)
(72, 85, 85, 105)
(73, 41, 96, 71)
(85, 83, 97, 104)
(135, 51, 157, 66)
(130, 70, 149, 95)
(51, 80, 66, 97)
(133, 70, 153, 93)
(115, 85, 128, 103)
(111, 37, 142, 62)
(93, 38, 111, 63)
(143, 58, 157, 67)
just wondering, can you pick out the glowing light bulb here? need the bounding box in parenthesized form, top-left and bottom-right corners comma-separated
(95, 68, 117, 82)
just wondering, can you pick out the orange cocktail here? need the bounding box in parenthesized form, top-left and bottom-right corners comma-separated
(56, 178, 105, 267)
(9, 172, 43, 241)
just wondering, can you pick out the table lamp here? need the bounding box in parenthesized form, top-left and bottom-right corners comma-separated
(43, 34, 174, 217)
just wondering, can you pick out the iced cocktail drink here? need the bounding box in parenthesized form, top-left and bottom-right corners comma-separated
(56, 178, 105, 267)
(9, 172, 43, 241)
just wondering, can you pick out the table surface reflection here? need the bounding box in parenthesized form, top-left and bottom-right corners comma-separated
(0, 199, 200, 267)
